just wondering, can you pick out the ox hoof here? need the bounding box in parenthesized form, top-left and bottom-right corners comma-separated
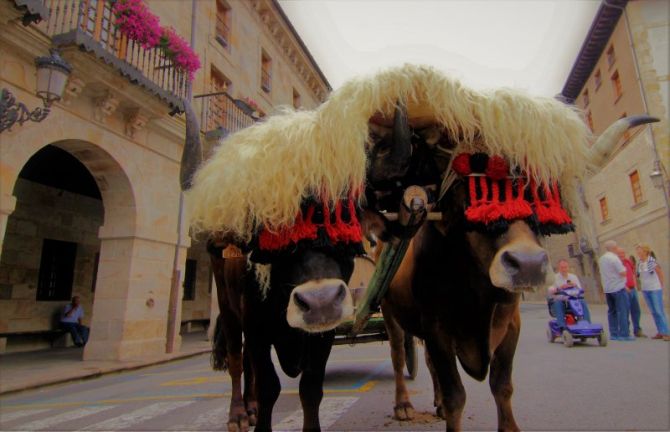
(393, 402, 415, 420)
(435, 405, 445, 419)
(227, 415, 250, 432)
(247, 408, 258, 426)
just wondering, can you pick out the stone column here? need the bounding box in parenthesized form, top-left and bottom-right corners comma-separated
(84, 232, 188, 361)
(0, 194, 17, 260)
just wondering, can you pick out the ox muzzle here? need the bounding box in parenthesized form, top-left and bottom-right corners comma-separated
(286, 278, 354, 332)
(489, 240, 553, 291)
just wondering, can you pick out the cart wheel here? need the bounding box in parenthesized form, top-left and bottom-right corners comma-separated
(598, 330, 608, 347)
(546, 327, 554, 343)
(562, 330, 574, 347)
(404, 333, 418, 380)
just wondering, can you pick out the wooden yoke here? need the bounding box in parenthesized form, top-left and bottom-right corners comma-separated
(352, 186, 428, 334)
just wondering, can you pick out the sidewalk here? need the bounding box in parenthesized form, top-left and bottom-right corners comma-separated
(0, 331, 211, 396)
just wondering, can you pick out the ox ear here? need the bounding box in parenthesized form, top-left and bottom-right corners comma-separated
(589, 115, 659, 168)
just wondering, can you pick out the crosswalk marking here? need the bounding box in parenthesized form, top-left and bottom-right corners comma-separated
(79, 401, 194, 431)
(273, 396, 358, 431)
(0, 409, 51, 423)
(167, 403, 229, 431)
(13, 405, 116, 430)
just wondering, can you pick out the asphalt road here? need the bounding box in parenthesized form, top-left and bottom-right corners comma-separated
(0, 303, 668, 431)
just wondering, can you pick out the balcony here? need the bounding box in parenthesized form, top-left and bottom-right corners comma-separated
(43, 0, 186, 113)
(199, 91, 257, 142)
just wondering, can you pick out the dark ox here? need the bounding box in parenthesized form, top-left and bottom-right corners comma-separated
(182, 100, 359, 432)
(363, 113, 658, 431)
(207, 230, 358, 432)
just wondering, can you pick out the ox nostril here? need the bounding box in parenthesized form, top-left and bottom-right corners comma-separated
(501, 251, 521, 274)
(336, 284, 347, 302)
(294, 292, 310, 312)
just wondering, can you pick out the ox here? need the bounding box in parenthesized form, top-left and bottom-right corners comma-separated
(204, 200, 364, 432)
(364, 114, 658, 431)
(183, 73, 380, 429)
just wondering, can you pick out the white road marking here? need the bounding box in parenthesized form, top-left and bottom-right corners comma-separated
(273, 396, 358, 431)
(167, 402, 229, 430)
(0, 409, 51, 423)
(13, 405, 116, 430)
(79, 401, 194, 430)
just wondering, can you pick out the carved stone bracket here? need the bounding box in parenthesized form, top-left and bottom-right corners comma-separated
(93, 91, 119, 123)
(124, 108, 149, 138)
(61, 76, 85, 106)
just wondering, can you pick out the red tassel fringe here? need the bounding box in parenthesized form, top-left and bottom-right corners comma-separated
(258, 198, 362, 251)
(465, 177, 533, 224)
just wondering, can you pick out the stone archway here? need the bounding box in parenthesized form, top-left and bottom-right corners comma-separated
(1, 109, 188, 361)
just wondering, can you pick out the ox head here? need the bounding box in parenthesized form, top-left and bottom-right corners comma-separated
(250, 198, 363, 333)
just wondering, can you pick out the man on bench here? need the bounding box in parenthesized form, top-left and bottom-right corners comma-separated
(60, 296, 89, 347)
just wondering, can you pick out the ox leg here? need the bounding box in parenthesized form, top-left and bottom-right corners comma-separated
(299, 334, 334, 431)
(424, 347, 444, 419)
(425, 339, 465, 432)
(489, 308, 521, 432)
(242, 345, 257, 425)
(250, 342, 280, 431)
(382, 302, 414, 420)
(222, 313, 249, 432)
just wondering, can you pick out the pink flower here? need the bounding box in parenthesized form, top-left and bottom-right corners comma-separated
(110, 0, 200, 81)
(160, 27, 201, 81)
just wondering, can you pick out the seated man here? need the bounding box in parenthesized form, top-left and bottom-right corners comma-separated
(547, 259, 592, 329)
(60, 296, 90, 347)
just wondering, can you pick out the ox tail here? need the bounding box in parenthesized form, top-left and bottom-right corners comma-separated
(210, 314, 228, 371)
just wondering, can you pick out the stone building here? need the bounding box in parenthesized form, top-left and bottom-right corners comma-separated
(0, 0, 329, 358)
(538, 0, 669, 304)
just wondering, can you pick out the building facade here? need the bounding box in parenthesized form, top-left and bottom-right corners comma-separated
(539, 0, 669, 304)
(0, 0, 329, 358)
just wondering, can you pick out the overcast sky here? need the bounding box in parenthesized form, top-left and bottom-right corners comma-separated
(278, 0, 601, 97)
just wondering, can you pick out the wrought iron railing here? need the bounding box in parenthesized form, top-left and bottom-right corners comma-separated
(197, 91, 257, 136)
(43, 0, 187, 108)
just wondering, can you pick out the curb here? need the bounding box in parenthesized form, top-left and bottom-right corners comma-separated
(0, 348, 211, 397)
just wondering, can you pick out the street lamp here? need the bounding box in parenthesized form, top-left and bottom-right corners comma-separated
(0, 49, 72, 133)
(649, 160, 665, 189)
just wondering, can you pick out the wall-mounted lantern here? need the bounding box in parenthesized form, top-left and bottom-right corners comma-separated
(0, 50, 72, 133)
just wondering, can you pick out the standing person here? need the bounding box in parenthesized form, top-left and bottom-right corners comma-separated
(547, 259, 592, 329)
(636, 244, 670, 341)
(616, 247, 646, 337)
(60, 296, 90, 347)
(598, 240, 633, 341)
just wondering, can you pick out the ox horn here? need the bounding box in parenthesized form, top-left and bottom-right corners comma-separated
(180, 97, 203, 190)
(589, 115, 659, 168)
(389, 99, 412, 177)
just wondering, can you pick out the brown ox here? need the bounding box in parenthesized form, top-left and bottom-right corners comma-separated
(364, 115, 658, 431)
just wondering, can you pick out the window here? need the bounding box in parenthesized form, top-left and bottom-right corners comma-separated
(37, 239, 77, 301)
(586, 111, 594, 131)
(583, 89, 589, 108)
(208, 67, 231, 131)
(215, 0, 231, 48)
(607, 45, 616, 68)
(599, 197, 609, 221)
(594, 69, 602, 90)
(183, 259, 197, 301)
(261, 50, 272, 93)
(629, 170, 643, 205)
(611, 70, 622, 101)
(292, 88, 301, 109)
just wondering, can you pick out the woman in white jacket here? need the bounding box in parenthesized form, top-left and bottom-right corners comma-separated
(636, 244, 669, 341)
